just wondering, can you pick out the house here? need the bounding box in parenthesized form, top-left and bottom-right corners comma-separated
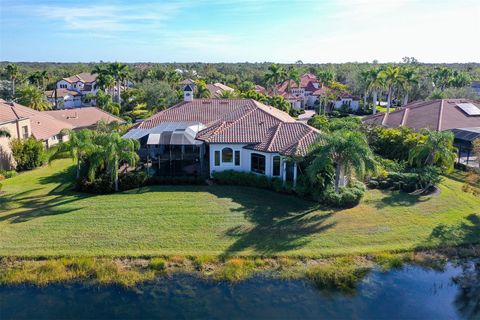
(274, 73, 360, 111)
(44, 107, 125, 130)
(51, 72, 98, 108)
(45, 88, 83, 109)
(0, 99, 123, 170)
(206, 83, 235, 98)
(123, 89, 320, 185)
(472, 81, 480, 96)
(363, 99, 480, 166)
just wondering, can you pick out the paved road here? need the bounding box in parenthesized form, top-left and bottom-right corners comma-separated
(297, 110, 316, 123)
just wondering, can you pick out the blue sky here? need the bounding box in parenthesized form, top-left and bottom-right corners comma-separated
(0, 0, 479, 63)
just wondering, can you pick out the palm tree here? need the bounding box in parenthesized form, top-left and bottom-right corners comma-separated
(96, 132, 139, 192)
(15, 85, 50, 111)
(96, 74, 116, 95)
(264, 64, 287, 95)
(0, 128, 11, 138)
(28, 71, 42, 87)
(400, 67, 418, 106)
(307, 130, 377, 192)
(5, 64, 19, 97)
(106, 62, 129, 106)
(195, 80, 211, 98)
(367, 68, 384, 114)
(286, 67, 300, 92)
(218, 90, 238, 99)
(316, 70, 335, 87)
(39, 70, 49, 90)
(60, 129, 94, 179)
(408, 130, 457, 173)
(359, 70, 371, 110)
(380, 66, 403, 113)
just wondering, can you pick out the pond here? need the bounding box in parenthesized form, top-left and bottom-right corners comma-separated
(1, 261, 479, 319)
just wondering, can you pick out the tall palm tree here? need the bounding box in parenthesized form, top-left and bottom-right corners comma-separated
(5, 64, 19, 97)
(264, 64, 287, 95)
(380, 66, 403, 113)
(367, 68, 384, 115)
(96, 132, 139, 192)
(28, 71, 42, 87)
(106, 62, 129, 106)
(307, 130, 377, 192)
(15, 85, 50, 111)
(60, 129, 94, 179)
(286, 67, 300, 92)
(316, 70, 335, 87)
(408, 130, 457, 173)
(359, 70, 371, 110)
(0, 128, 11, 138)
(400, 67, 418, 106)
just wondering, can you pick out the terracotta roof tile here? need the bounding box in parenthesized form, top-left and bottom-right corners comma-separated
(44, 107, 125, 129)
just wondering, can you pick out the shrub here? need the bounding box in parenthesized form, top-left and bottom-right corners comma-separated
(76, 175, 114, 194)
(320, 182, 365, 208)
(212, 170, 276, 190)
(119, 171, 148, 191)
(10, 138, 46, 171)
(0, 182, 2, 192)
(147, 175, 205, 186)
(0, 170, 18, 179)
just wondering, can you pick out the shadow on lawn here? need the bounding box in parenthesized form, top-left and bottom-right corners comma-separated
(208, 187, 337, 256)
(426, 213, 480, 247)
(374, 189, 429, 209)
(0, 164, 90, 224)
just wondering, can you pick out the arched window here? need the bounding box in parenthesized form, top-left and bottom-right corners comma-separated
(222, 147, 233, 163)
(251, 153, 266, 174)
(272, 156, 281, 176)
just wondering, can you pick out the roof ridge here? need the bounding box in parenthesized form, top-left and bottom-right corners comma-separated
(266, 123, 283, 152)
(437, 99, 444, 131)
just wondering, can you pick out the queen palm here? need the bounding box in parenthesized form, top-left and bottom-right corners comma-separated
(264, 64, 287, 95)
(286, 67, 300, 92)
(408, 130, 457, 173)
(5, 64, 19, 96)
(60, 129, 94, 179)
(307, 130, 377, 193)
(380, 66, 403, 113)
(195, 80, 211, 98)
(400, 67, 418, 106)
(15, 85, 50, 111)
(367, 68, 384, 114)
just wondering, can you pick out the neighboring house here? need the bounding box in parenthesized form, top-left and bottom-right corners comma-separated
(274, 73, 359, 111)
(123, 89, 320, 184)
(472, 81, 480, 96)
(0, 99, 123, 170)
(363, 99, 480, 166)
(45, 89, 83, 109)
(206, 83, 235, 98)
(44, 107, 125, 130)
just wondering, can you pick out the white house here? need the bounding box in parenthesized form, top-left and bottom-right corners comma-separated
(123, 89, 319, 185)
(45, 89, 83, 109)
(51, 72, 99, 109)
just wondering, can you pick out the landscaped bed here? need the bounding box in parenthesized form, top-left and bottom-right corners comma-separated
(1, 159, 479, 258)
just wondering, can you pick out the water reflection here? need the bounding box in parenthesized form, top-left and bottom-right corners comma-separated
(0, 262, 479, 320)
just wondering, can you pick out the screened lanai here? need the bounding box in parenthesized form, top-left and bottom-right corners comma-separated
(123, 122, 208, 176)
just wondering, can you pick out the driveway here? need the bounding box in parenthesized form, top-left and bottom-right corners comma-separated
(297, 110, 316, 123)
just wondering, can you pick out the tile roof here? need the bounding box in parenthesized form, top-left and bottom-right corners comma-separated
(62, 72, 97, 84)
(363, 99, 480, 131)
(0, 99, 73, 140)
(134, 99, 319, 156)
(0, 99, 26, 123)
(206, 83, 235, 98)
(44, 107, 125, 129)
(45, 89, 81, 98)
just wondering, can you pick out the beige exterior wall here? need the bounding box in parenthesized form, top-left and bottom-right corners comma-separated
(0, 119, 32, 170)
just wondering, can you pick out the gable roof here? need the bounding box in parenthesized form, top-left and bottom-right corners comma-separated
(206, 83, 235, 98)
(133, 99, 319, 156)
(363, 99, 480, 131)
(62, 72, 97, 84)
(0, 99, 73, 140)
(44, 107, 125, 129)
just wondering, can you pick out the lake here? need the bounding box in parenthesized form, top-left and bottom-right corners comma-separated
(1, 261, 479, 319)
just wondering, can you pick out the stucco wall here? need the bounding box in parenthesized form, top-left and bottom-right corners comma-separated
(209, 143, 283, 178)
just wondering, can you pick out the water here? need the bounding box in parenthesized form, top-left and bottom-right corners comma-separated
(1, 262, 479, 319)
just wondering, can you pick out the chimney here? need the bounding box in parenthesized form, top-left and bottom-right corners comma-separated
(183, 84, 193, 102)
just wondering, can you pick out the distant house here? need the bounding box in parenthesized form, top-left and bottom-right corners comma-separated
(45, 88, 83, 109)
(274, 73, 360, 112)
(472, 81, 480, 96)
(123, 87, 319, 184)
(206, 83, 235, 98)
(56, 72, 98, 97)
(363, 99, 480, 166)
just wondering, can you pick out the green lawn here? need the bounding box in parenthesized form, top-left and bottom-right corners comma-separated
(1, 159, 479, 257)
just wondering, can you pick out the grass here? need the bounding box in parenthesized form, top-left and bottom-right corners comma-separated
(1, 159, 480, 258)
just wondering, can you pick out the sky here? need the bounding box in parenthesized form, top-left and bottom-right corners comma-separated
(0, 0, 479, 63)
